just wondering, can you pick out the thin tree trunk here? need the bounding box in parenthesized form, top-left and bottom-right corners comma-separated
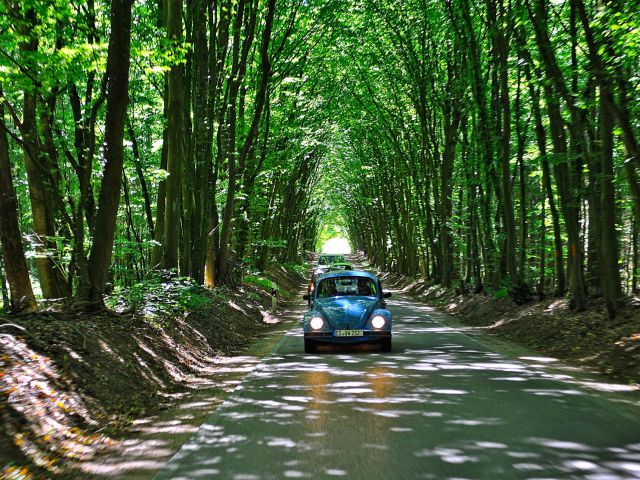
(538, 183, 546, 298)
(122, 171, 145, 276)
(518, 30, 566, 296)
(633, 209, 639, 295)
(0, 252, 10, 312)
(515, 67, 529, 279)
(572, 0, 623, 315)
(150, 81, 169, 270)
(127, 118, 154, 237)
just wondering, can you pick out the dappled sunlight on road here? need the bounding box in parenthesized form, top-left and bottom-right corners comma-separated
(156, 294, 640, 479)
(72, 352, 269, 478)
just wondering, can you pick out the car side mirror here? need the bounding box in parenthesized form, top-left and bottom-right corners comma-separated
(303, 294, 310, 301)
(383, 292, 392, 298)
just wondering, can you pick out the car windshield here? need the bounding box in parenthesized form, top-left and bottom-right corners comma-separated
(317, 276, 378, 298)
(329, 264, 352, 271)
(318, 255, 345, 265)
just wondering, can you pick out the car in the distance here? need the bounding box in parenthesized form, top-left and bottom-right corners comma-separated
(307, 259, 351, 297)
(317, 254, 346, 267)
(302, 270, 392, 353)
(307, 265, 330, 297)
(326, 262, 353, 272)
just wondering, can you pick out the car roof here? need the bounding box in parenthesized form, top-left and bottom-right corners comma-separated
(317, 270, 377, 280)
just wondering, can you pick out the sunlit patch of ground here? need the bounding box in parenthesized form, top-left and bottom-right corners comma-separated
(1, 330, 113, 479)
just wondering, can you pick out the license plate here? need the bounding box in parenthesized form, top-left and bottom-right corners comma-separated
(335, 330, 363, 337)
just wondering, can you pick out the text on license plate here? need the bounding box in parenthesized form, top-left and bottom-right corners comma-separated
(335, 330, 363, 337)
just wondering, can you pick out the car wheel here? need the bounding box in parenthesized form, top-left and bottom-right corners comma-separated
(304, 339, 316, 354)
(380, 338, 392, 352)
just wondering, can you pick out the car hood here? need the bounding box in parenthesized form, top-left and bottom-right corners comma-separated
(316, 297, 378, 329)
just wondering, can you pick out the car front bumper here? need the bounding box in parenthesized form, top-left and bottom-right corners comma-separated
(304, 331, 391, 344)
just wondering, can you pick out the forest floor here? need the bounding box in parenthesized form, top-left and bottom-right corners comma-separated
(0, 265, 307, 480)
(382, 272, 640, 388)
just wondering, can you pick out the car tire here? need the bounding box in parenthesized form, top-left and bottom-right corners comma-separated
(304, 339, 316, 354)
(380, 338, 392, 352)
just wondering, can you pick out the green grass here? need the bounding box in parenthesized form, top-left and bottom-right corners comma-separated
(106, 271, 223, 321)
(244, 275, 272, 290)
(282, 262, 309, 276)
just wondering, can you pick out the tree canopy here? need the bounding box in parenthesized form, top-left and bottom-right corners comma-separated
(0, 0, 638, 318)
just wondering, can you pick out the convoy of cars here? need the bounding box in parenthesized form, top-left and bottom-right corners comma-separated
(307, 261, 354, 296)
(307, 255, 349, 295)
(302, 256, 392, 353)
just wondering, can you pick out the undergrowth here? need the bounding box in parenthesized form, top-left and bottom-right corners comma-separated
(244, 275, 272, 290)
(106, 271, 230, 322)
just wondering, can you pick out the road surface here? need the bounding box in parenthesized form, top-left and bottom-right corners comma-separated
(156, 293, 640, 479)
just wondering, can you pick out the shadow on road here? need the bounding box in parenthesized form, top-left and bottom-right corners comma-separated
(154, 294, 640, 479)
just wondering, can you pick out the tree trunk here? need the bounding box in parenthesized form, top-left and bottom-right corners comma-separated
(518, 30, 565, 296)
(0, 252, 9, 312)
(529, 0, 586, 309)
(0, 90, 37, 313)
(598, 85, 622, 317)
(572, 0, 624, 315)
(18, 11, 69, 299)
(190, 0, 210, 282)
(457, 0, 499, 288)
(439, 71, 461, 287)
(217, 0, 255, 285)
(163, 0, 185, 270)
(80, 0, 133, 306)
(633, 208, 639, 295)
(515, 67, 529, 279)
(494, 0, 518, 282)
(150, 81, 169, 270)
(204, 0, 232, 288)
(544, 83, 587, 310)
(127, 118, 154, 237)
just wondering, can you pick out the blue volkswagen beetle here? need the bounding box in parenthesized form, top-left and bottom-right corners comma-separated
(302, 270, 392, 353)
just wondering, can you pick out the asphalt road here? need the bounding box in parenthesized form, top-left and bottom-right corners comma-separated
(156, 294, 640, 479)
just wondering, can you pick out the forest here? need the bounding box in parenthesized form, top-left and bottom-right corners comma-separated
(0, 0, 639, 320)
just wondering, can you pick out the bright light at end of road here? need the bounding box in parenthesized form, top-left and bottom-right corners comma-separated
(322, 237, 351, 254)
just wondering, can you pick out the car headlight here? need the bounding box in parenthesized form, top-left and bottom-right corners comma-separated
(309, 316, 324, 330)
(371, 315, 386, 329)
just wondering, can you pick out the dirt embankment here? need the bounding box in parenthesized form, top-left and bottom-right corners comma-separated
(381, 273, 640, 386)
(0, 266, 306, 479)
